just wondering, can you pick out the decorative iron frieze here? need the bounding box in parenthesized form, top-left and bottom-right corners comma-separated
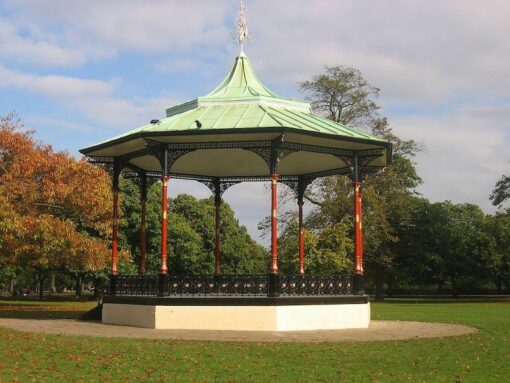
(281, 142, 353, 158)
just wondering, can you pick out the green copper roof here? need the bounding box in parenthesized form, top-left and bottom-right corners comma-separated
(124, 104, 381, 140)
(205, 52, 281, 99)
(81, 53, 388, 154)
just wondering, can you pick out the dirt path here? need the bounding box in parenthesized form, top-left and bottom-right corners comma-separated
(0, 318, 477, 342)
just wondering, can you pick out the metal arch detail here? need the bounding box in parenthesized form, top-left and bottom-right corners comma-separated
(200, 177, 243, 199)
(358, 148, 386, 180)
(280, 175, 316, 200)
(123, 171, 161, 188)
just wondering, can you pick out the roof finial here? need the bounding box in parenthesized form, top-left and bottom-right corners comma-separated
(235, 1, 251, 54)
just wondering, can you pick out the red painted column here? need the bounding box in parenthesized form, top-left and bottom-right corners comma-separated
(214, 196, 221, 276)
(160, 176, 170, 274)
(111, 187, 119, 275)
(298, 198, 305, 275)
(139, 195, 147, 275)
(353, 181, 364, 275)
(270, 174, 279, 273)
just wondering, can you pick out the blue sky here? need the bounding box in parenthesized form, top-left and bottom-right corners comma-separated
(1, 0, 509, 243)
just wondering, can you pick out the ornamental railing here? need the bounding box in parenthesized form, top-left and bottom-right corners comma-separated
(111, 274, 355, 297)
(116, 275, 159, 296)
(163, 274, 268, 297)
(279, 274, 352, 296)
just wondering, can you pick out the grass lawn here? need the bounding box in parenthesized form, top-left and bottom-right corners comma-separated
(0, 298, 508, 382)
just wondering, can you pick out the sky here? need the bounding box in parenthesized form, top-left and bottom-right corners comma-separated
(0, 0, 508, 244)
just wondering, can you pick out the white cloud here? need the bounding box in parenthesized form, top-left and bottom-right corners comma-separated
(0, 64, 179, 131)
(392, 104, 510, 213)
(2, 0, 231, 64)
(0, 18, 87, 67)
(245, 0, 510, 107)
(4, 0, 510, 106)
(0, 64, 114, 97)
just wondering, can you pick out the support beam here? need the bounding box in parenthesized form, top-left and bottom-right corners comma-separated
(214, 178, 222, 276)
(353, 181, 364, 275)
(352, 152, 364, 294)
(111, 162, 120, 276)
(160, 147, 169, 275)
(160, 176, 169, 274)
(298, 191, 305, 275)
(270, 173, 279, 274)
(139, 175, 148, 275)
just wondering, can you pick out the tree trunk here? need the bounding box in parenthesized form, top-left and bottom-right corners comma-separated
(496, 275, 502, 295)
(92, 277, 101, 299)
(450, 275, 458, 298)
(386, 274, 394, 298)
(38, 270, 46, 300)
(49, 272, 56, 293)
(75, 275, 82, 298)
(374, 266, 385, 301)
(9, 277, 15, 295)
(437, 280, 444, 294)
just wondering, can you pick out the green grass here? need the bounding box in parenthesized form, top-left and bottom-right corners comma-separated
(0, 298, 508, 382)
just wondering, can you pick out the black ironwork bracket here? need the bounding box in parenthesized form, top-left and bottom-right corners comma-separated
(280, 175, 315, 202)
(201, 177, 241, 200)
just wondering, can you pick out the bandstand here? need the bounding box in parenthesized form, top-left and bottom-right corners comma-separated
(80, 9, 392, 331)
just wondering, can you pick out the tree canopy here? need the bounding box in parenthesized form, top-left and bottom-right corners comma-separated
(0, 114, 113, 298)
(293, 65, 422, 298)
(490, 173, 510, 208)
(118, 178, 268, 275)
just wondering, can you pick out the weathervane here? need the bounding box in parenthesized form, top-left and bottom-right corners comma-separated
(235, 1, 251, 53)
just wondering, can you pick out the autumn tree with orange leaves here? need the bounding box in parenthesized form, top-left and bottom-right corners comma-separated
(0, 113, 118, 298)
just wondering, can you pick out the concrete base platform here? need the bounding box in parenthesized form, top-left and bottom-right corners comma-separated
(102, 296, 370, 331)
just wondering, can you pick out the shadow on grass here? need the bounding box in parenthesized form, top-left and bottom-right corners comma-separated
(0, 294, 96, 303)
(0, 307, 85, 319)
(0, 297, 98, 320)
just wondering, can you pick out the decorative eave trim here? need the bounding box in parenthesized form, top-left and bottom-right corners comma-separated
(80, 126, 392, 159)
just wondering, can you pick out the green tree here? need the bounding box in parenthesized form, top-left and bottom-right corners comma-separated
(276, 211, 353, 275)
(485, 212, 510, 293)
(0, 114, 113, 298)
(119, 179, 268, 275)
(396, 200, 492, 295)
(490, 173, 510, 208)
(299, 65, 380, 127)
(292, 66, 422, 299)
